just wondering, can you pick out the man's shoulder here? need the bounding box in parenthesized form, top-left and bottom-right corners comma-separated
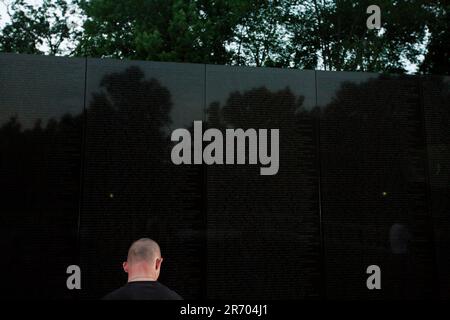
(102, 281, 183, 300)
(154, 282, 183, 300)
(102, 285, 129, 300)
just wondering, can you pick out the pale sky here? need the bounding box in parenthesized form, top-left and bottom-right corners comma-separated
(0, 0, 43, 27)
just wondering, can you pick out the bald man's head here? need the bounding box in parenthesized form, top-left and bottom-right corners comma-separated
(123, 238, 163, 281)
(127, 238, 161, 264)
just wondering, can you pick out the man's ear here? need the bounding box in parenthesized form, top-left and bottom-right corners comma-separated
(123, 261, 128, 273)
(155, 257, 163, 271)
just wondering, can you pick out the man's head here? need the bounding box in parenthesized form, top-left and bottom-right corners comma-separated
(123, 238, 163, 282)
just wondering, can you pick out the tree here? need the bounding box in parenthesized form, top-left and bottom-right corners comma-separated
(287, 0, 430, 73)
(420, 0, 450, 75)
(76, 0, 257, 63)
(227, 0, 295, 67)
(1, 0, 448, 74)
(0, 0, 82, 55)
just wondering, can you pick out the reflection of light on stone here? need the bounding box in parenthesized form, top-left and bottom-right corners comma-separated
(109, 193, 114, 199)
(382, 191, 387, 197)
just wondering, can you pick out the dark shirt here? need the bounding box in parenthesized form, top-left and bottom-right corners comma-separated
(102, 281, 183, 300)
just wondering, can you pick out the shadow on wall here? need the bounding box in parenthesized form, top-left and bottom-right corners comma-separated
(1, 64, 449, 299)
(318, 74, 450, 299)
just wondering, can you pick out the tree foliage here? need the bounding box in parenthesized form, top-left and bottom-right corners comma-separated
(420, 0, 450, 75)
(0, 0, 82, 55)
(76, 0, 257, 63)
(0, 0, 448, 74)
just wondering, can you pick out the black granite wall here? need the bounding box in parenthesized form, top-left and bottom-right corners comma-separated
(1, 53, 448, 299)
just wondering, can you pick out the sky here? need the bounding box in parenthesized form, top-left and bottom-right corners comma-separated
(0, 0, 424, 73)
(0, 0, 43, 27)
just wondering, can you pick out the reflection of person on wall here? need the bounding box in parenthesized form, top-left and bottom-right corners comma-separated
(387, 223, 415, 298)
(103, 238, 182, 300)
(390, 223, 411, 254)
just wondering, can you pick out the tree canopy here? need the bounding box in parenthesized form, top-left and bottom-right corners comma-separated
(0, 0, 448, 74)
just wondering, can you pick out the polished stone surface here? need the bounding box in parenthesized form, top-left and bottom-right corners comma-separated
(1, 53, 449, 299)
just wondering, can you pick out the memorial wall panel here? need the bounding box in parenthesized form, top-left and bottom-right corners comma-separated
(1, 52, 449, 299)
(422, 75, 450, 299)
(80, 59, 206, 299)
(317, 71, 437, 298)
(205, 66, 321, 299)
(0, 53, 85, 298)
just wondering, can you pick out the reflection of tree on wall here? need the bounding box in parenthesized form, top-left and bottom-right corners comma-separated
(204, 75, 449, 299)
(422, 76, 450, 299)
(320, 76, 418, 222)
(81, 66, 205, 299)
(0, 111, 82, 299)
(319, 75, 443, 299)
(206, 87, 321, 299)
(0, 66, 206, 299)
(1, 61, 448, 300)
